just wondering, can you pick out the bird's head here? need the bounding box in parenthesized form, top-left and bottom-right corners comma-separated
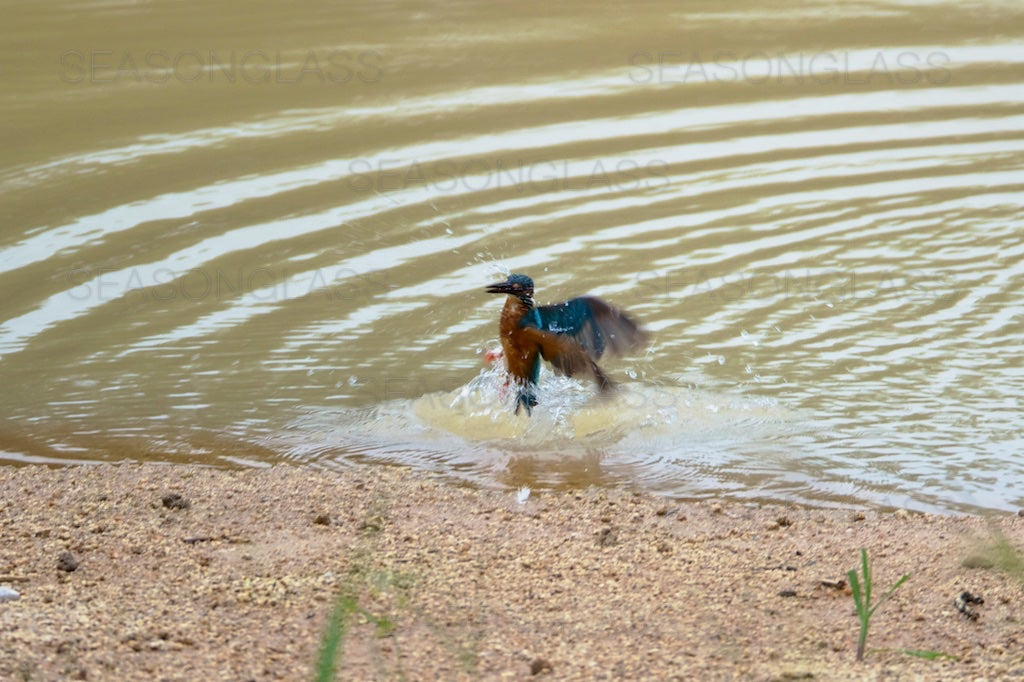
(485, 273, 534, 306)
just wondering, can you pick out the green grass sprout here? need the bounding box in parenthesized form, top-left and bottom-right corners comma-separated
(848, 547, 910, 662)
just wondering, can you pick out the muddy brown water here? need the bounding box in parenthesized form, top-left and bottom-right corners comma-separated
(1, 1, 1022, 514)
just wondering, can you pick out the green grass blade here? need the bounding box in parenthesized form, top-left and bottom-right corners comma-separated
(848, 564, 868, 662)
(869, 573, 910, 617)
(903, 649, 959, 661)
(315, 594, 358, 682)
(847, 569, 864, 617)
(861, 548, 871, 610)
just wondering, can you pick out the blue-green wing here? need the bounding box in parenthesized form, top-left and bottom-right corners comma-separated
(524, 296, 647, 360)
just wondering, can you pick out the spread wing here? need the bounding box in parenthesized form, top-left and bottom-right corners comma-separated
(517, 326, 615, 393)
(517, 295, 647, 393)
(528, 296, 648, 360)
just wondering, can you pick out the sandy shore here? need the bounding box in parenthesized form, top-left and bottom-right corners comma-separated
(1, 463, 1022, 681)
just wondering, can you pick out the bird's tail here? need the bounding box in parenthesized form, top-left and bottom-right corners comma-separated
(589, 358, 617, 395)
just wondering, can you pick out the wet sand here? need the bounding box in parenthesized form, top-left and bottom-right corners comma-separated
(1, 463, 1022, 681)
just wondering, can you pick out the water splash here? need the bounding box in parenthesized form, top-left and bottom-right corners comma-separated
(272, 362, 798, 499)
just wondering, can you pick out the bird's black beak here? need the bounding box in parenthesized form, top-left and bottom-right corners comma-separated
(485, 279, 513, 295)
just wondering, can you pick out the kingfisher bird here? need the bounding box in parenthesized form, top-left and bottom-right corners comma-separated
(485, 273, 648, 415)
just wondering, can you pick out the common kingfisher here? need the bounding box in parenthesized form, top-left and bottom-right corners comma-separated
(485, 273, 648, 415)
